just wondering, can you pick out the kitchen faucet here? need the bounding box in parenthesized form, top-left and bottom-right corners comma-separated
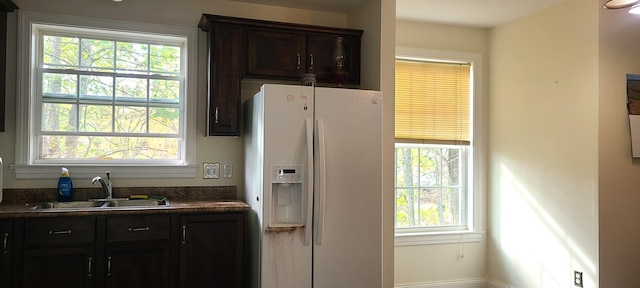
(92, 171, 112, 199)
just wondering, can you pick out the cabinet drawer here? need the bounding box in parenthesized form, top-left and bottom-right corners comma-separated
(25, 217, 95, 247)
(107, 215, 170, 242)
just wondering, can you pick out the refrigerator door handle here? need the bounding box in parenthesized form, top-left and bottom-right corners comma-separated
(316, 118, 326, 245)
(304, 118, 313, 246)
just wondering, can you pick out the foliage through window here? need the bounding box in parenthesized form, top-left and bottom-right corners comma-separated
(34, 25, 186, 164)
(395, 57, 472, 234)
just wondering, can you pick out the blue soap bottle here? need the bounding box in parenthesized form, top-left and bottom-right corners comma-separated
(57, 167, 73, 202)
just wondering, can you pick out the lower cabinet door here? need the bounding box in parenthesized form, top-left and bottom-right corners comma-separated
(105, 242, 170, 288)
(0, 222, 12, 288)
(23, 246, 95, 288)
(179, 214, 244, 288)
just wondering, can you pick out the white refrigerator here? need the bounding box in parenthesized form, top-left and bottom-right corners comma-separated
(244, 84, 382, 288)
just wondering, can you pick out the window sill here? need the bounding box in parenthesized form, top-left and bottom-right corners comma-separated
(394, 231, 485, 246)
(11, 164, 198, 179)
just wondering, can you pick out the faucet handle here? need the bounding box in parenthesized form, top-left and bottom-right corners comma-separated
(105, 171, 111, 180)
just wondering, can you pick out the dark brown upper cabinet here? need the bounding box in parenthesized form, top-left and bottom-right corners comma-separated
(198, 14, 363, 136)
(0, 0, 18, 133)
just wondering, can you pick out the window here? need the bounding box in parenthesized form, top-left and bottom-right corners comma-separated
(14, 12, 197, 179)
(394, 47, 484, 246)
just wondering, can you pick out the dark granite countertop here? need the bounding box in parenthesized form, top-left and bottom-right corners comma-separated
(0, 186, 250, 218)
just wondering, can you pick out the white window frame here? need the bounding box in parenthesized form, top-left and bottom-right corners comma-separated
(394, 47, 485, 246)
(12, 11, 198, 179)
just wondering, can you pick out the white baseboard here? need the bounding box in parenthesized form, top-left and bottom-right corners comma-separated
(395, 278, 487, 288)
(487, 280, 513, 288)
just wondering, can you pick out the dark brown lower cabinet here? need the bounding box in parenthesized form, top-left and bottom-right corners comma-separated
(23, 246, 95, 288)
(0, 221, 13, 287)
(105, 243, 170, 288)
(7, 211, 244, 288)
(179, 213, 244, 288)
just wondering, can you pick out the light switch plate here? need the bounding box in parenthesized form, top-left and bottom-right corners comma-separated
(203, 162, 220, 179)
(223, 163, 233, 178)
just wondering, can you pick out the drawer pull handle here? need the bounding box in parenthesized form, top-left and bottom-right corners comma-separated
(49, 230, 72, 235)
(309, 53, 314, 71)
(2, 233, 8, 254)
(88, 257, 93, 277)
(107, 256, 112, 276)
(128, 227, 150, 232)
(296, 53, 301, 70)
(181, 225, 186, 244)
(215, 107, 219, 124)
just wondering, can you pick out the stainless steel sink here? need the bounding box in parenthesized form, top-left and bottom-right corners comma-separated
(31, 201, 108, 210)
(30, 199, 170, 211)
(104, 199, 169, 208)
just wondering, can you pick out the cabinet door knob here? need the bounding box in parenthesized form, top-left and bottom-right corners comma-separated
(48, 229, 72, 235)
(181, 225, 187, 244)
(88, 257, 93, 277)
(128, 227, 150, 232)
(2, 233, 8, 254)
(107, 256, 112, 276)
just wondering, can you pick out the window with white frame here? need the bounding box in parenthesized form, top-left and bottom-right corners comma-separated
(14, 12, 197, 179)
(394, 48, 484, 246)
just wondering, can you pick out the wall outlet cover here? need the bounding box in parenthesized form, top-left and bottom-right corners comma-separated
(203, 162, 220, 179)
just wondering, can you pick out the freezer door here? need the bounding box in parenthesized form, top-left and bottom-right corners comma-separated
(313, 87, 383, 288)
(259, 84, 314, 288)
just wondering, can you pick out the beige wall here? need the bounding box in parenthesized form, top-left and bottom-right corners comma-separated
(599, 5, 640, 287)
(488, 0, 599, 287)
(394, 20, 490, 285)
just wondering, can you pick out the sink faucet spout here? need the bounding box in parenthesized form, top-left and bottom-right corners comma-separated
(92, 172, 113, 199)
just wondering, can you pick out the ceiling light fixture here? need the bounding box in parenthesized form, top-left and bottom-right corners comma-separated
(603, 0, 640, 9)
(603, 0, 640, 14)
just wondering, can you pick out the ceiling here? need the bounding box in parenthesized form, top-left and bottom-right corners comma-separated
(231, 0, 572, 28)
(396, 0, 571, 28)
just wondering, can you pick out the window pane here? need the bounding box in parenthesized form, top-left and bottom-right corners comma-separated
(43, 36, 79, 68)
(150, 79, 179, 103)
(79, 75, 113, 100)
(395, 147, 418, 187)
(150, 45, 180, 74)
(40, 135, 179, 160)
(79, 105, 112, 132)
(115, 77, 146, 100)
(395, 145, 465, 229)
(115, 106, 147, 133)
(42, 103, 77, 132)
(43, 73, 77, 98)
(116, 42, 148, 72)
(149, 107, 179, 134)
(81, 39, 115, 71)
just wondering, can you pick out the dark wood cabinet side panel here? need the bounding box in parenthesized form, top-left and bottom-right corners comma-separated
(208, 25, 242, 136)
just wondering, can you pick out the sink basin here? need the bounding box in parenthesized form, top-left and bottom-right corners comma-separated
(105, 199, 169, 208)
(31, 201, 107, 210)
(30, 199, 170, 211)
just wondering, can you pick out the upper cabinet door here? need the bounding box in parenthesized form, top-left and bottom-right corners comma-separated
(247, 29, 306, 78)
(307, 34, 361, 86)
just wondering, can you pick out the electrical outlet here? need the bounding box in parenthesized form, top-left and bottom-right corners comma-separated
(203, 162, 220, 179)
(223, 163, 233, 178)
(574, 271, 583, 287)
